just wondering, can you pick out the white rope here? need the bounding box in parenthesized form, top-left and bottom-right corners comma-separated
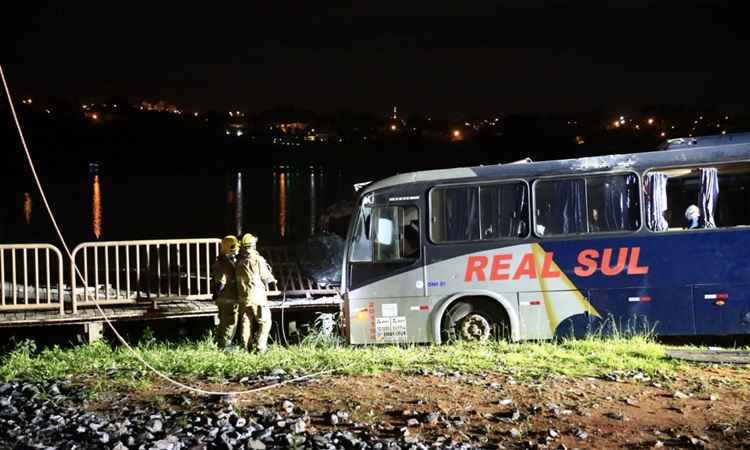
(0, 64, 344, 396)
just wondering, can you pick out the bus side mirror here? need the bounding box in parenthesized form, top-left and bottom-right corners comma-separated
(376, 218, 393, 245)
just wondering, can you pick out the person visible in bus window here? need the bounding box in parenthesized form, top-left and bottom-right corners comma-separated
(662, 209, 673, 228)
(685, 205, 701, 229)
(590, 208, 601, 232)
(535, 208, 545, 236)
(403, 219, 419, 258)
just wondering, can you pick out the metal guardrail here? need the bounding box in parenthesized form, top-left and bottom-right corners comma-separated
(1, 244, 65, 315)
(70, 239, 221, 313)
(2, 238, 339, 318)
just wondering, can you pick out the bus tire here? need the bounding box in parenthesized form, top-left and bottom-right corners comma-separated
(440, 297, 511, 343)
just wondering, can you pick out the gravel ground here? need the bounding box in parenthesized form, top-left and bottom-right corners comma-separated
(2, 365, 750, 450)
(0, 378, 473, 450)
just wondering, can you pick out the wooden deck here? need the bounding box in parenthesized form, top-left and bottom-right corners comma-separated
(0, 296, 341, 328)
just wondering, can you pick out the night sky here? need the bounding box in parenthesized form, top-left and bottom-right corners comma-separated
(7, 1, 750, 116)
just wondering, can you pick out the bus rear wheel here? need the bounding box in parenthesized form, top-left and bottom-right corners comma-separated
(441, 299, 510, 343)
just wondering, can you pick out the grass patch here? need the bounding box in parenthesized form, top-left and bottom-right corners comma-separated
(0, 334, 680, 388)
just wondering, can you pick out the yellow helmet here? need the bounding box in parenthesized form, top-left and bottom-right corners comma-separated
(220, 235, 239, 254)
(240, 233, 258, 248)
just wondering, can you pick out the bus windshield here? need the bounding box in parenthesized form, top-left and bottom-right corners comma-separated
(349, 204, 419, 263)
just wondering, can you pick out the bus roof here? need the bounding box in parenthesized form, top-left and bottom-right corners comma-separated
(360, 132, 750, 196)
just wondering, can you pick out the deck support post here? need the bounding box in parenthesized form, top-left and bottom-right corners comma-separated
(83, 322, 104, 344)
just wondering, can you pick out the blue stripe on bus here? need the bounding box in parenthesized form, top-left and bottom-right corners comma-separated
(540, 229, 750, 336)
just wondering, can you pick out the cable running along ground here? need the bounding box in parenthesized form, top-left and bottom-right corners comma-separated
(0, 65, 342, 396)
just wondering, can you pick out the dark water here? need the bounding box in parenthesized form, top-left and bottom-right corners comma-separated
(2, 166, 371, 247)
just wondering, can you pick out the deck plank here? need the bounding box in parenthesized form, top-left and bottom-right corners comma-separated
(1, 293, 339, 328)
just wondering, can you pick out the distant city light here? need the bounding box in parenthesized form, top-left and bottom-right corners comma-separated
(613, 121, 621, 128)
(660, 132, 666, 137)
(236, 130, 244, 137)
(453, 130, 461, 138)
(722, 130, 727, 135)
(390, 124, 397, 131)
(647, 118, 654, 125)
(619, 115, 624, 121)
(194, 112, 199, 117)
(91, 113, 99, 120)
(229, 112, 234, 117)
(635, 125, 640, 130)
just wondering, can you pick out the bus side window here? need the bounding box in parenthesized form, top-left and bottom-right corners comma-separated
(534, 178, 587, 236)
(646, 163, 750, 231)
(586, 173, 640, 232)
(430, 186, 480, 242)
(479, 182, 529, 239)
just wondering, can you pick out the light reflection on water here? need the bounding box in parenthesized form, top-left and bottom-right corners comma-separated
(92, 175, 102, 239)
(23, 192, 32, 225)
(268, 165, 340, 241)
(12, 166, 354, 245)
(279, 171, 287, 238)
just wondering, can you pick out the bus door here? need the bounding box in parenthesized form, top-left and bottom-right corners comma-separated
(347, 203, 426, 342)
(693, 284, 750, 335)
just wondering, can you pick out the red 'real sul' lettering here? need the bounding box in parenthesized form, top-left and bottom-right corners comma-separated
(601, 247, 629, 276)
(627, 247, 649, 275)
(513, 253, 537, 280)
(490, 254, 512, 281)
(465, 256, 488, 282)
(574, 249, 599, 277)
(541, 252, 561, 278)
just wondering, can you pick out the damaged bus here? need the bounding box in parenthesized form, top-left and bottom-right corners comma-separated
(342, 133, 750, 344)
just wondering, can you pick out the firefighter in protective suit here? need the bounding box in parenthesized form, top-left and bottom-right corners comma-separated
(212, 235, 240, 350)
(236, 233, 276, 353)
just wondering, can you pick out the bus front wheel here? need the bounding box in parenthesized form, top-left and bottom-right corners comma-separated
(441, 299, 510, 343)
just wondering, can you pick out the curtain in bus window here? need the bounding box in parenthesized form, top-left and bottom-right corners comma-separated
(554, 179, 586, 234)
(602, 174, 640, 231)
(480, 183, 528, 239)
(500, 183, 528, 237)
(700, 167, 719, 228)
(644, 172, 669, 231)
(444, 187, 479, 241)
